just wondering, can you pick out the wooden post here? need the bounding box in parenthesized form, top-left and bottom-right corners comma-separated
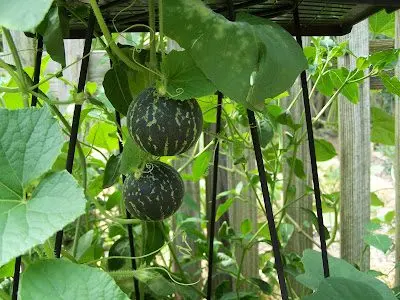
(338, 19, 370, 271)
(2, 31, 34, 66)
(394, 10, 400, 286)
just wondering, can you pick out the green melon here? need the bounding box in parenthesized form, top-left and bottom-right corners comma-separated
(126, 87, 203, 156)
(123, 161, 184, 221)
(107, 237, 130, 271)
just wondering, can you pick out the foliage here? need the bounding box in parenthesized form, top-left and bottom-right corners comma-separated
(0, 2, 398, 300)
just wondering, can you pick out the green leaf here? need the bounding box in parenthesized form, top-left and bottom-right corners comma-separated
(19, 259, 129, 299)
(191, 150, 212, 181)
(216, 198, 234, 222)
(0, 0, 53, 31)
(371, 192, 384, 207)
(315, 71, 335, 96)
(369, 10, 395, 38)
(301, 209, 330, 240)
(103, 154, 121, 188)
(108, 237, 130, 271)
(162, 50, 216, 100)
(133, 269, 175, 297)
(259, 117, 274, 147)
(0, 106, 64, 195)
(75, 230, 102, 264)
(315, 139, 337, 161)
(164, 0, 306, 111)
(279, 223, 294, 245)
(0, 171, 86, 266)
(385, 211, 395, 223)
(106, 190, 122, 210)
(297, 249, 396, 300)
(364, 233, 392, 254)
(197, 95, 218, 123)
(369, 50, 399, 70)
(36, 6, 66, 66)
(303, 277, 384, 300)
(86, 122, 119, 151)
(86, 82, 97, 96)
(0, 260, 15, 278)
(119, 134, 147, 175)
(330, 68, 359, 104)
(103, 65, 133, 115)
(287, 158, 306, 179)
(380, 72, 400, 97)
(371, 107, 395, 145)
(249, 277, 272, 295)
(240, 219, 252, 235)
(143, 222, 165, 264)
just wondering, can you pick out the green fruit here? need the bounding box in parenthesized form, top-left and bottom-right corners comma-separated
(123, 161, 184, 221)
(127, 87, 203, 156)
(107, 237, 130, 271)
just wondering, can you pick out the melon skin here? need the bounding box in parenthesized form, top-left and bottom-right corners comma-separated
(123, 161, 184, 221)
(127, 87, 203, 156)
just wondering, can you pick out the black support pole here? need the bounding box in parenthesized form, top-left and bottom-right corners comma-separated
(206, 91, 223, 300)
(247, 110, 289, 300)
(115, 111, 141, 299)
(293, 7, 330, 278)
(11, 34, 44, 300)
(54, 11, 96, 258)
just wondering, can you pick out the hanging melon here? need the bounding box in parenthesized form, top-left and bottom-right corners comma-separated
(126, 87, 203, 156)
(123, 161, 184, 221)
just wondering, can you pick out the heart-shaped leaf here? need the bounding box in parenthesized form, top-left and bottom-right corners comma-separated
(0, 171, 86, 266)
(19, 259, 129, 299)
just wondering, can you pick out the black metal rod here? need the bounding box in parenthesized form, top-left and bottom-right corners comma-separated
(54, 11, 96, 258)
(12, 35, 44, 300)
(293, 7, 330, 278)
(31, 35, 43, 107)
(247, 110, 289, 300)
(115, 111, 140, 299)
(11, 255, 21, 300)
(206, 92, 223, 300)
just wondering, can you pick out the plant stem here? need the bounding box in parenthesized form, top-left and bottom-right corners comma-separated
(148, 0, 157, 84)
(158, 222, 205, 298)
(2, 28, 29, 106)
(71, 216, 82, 257)
(236, 246, 247, 298)
(89, 0, 158, 75)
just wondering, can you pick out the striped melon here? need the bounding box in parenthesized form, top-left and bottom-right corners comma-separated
(127, 87, 203, 156)
(123, 161, 184, 221)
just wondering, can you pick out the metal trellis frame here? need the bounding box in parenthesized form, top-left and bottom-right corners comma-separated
(54, 11, 96, 258)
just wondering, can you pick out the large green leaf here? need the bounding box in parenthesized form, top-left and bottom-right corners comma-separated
(303, 277, 384, 300)
(371, 107, 395, 145)
(36, 6, 66, 65)
(369, 10, 395, 38)
(0, 171, 86, 266)
(0, 106, 64, 198)
(19, 259, 129, 299)
(162, 50, 216, 100)
(297, 249, 396, 300)
(164, 0, 306, 111)
(0, 0, 54, 31)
